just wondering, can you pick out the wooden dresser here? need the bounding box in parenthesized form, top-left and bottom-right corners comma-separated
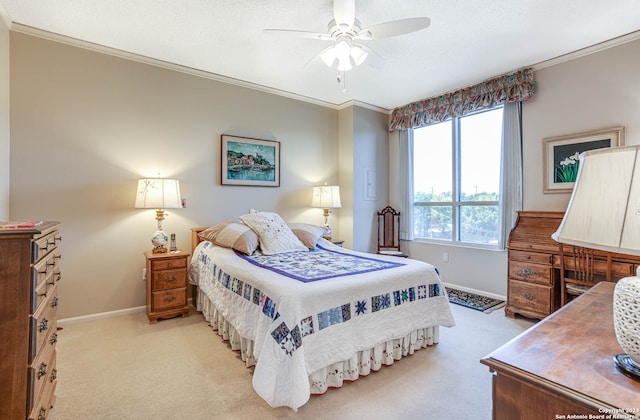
(0, 222, 62, 420)
(482, 282, 640, 419)
(506, 211, 640, 319)
(506, 211, 564, 319)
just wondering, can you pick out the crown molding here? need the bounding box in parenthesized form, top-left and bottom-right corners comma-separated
(337, 99, 390, 114)
(532, 30, 640, 70)
(10, 23, 344, 110)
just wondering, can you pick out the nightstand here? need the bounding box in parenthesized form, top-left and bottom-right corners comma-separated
(145, 250, 190, 323)
(331, 239, 344, 247)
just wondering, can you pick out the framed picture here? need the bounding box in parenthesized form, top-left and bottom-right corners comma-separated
(543, 126, 625, 193)
(221, 135, 280, 187)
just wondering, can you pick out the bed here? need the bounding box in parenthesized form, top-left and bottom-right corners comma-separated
(188, 213, 455, 411)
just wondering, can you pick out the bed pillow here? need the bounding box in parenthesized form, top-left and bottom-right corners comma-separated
(288, 223, 327, 249)
(198, 221, 259, 255)
(239, 212, 308, 255)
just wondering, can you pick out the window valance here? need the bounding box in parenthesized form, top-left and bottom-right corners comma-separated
(389, 68, 535, 132)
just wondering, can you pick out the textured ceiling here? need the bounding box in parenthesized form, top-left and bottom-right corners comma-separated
(2, 0, 640, 110)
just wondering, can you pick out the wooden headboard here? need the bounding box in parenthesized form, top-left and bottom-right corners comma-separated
(191, 227, 208, 253)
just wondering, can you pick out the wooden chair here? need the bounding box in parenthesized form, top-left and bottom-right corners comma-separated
(559, 244, 610, 306)
(377, 206, 408, 258)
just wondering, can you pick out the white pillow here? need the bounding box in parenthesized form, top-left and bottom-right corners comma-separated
(239, 212, 308, 255)
(288, 223, 327, 249)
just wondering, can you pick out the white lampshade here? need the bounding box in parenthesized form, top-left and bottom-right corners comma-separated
(311, 185, 342, 209)
(135, 178, 182, 253)
(552, 145, 640, 380)
(135, 178, 182, 210)
(551, 145, 640, 255)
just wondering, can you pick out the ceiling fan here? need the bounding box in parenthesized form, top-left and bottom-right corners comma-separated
(264, 0, 431, 72)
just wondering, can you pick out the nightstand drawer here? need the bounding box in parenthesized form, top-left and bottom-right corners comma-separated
(151, 269, 187, 291)
(509, 260, 553, 285)
(151, 258, 187, 271)
(152, 288, 187, 311)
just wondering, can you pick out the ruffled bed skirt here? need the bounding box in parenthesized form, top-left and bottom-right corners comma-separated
(196, 288, 440, 395)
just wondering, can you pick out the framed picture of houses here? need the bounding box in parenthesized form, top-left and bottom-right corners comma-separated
(221, 135, 280, 187)
(543, 126, 625, 193)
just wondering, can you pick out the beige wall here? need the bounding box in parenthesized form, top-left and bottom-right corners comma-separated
(391, 37, 640, 298)
(10, 33, 343, 319)
(0, 13, 9, 220)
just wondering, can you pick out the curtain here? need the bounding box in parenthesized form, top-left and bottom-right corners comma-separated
(498, 102, 523, 249)
(398, 129, 414, 241)
(389, 68, 535, 132)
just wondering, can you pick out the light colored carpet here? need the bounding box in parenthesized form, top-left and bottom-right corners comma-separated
(48, 303, 534, 420)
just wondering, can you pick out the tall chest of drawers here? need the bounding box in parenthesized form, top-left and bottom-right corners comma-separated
(0, 222, 62, 420)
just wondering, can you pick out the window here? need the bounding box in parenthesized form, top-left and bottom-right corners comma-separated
(413, 106, 503, 246)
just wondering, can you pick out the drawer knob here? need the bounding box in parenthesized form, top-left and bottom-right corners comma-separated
(164, 275, 176, 282)
(38, 362, 48, 379)
(39, 318, 49, 333)
(50, 332, 58, 345)
(521, 269, 534, 277)
(164, 295, 177, 303)
(50, 368, 57, 382)
(51, 296, 59, 307)
(38, 408, 46, 420)
(523, 293, 535, 300)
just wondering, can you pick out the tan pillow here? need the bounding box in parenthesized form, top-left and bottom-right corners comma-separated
(288, 223, 327, 249)
(198, 221, 259, 255)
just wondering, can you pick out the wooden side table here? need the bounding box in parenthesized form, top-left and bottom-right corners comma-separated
(331, 239, 344, 247)
(145, 250, 190, 323)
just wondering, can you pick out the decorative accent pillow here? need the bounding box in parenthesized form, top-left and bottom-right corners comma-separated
(288, 223, 327, 249)
(198, 221, 259, 255)
(239, 212, 308, 255)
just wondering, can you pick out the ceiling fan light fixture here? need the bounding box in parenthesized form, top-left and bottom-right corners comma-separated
(320, 48, 337, 67)
(334, 40, 352, 61)
(350, 44, 368, 66)
(337, 57, 352, 72)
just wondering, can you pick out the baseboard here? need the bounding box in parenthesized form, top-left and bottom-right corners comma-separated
(58, 298, 195, 327)
(58, 305, 146, 327)
(443, 282, 506, 301)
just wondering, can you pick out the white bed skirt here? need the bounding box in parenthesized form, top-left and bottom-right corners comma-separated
(197, 288, 440, 395)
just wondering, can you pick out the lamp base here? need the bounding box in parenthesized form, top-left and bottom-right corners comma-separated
(152, 246, 168, 254)
(613, 354, 640, 381)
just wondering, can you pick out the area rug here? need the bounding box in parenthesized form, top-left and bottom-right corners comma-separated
(446, 287, 506, 313)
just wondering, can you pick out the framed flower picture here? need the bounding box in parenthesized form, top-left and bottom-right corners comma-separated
(543, 126, 625, 193)
(221, 135, 280, 187)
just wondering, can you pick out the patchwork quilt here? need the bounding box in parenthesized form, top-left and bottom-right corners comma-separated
(189, 239, 455, 410)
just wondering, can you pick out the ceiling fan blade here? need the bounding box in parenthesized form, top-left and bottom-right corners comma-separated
(263, 28, 333, 40)
(333, 0, 355, 27)
(356, 17, 431, 40)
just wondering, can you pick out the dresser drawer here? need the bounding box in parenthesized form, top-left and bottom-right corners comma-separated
(151, 268, 187, 291)
(509, 250, 553, 265)
(151, 257, 187, 271)
(31, 230, 61, 264)
(28, 351, 57, 420)
(27, 333, 56, 417)
(508, 280, 554, 317)
(30, 251, 58, 313)
(29, 284, 59, 363)
(509, 260, 553, 285)
(152, 288, 187, 311)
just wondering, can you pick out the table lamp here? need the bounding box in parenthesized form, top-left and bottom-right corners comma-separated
(311, 184, 342, 238)
(135, 178, 182, 253)
(551, 145, 640, 381)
